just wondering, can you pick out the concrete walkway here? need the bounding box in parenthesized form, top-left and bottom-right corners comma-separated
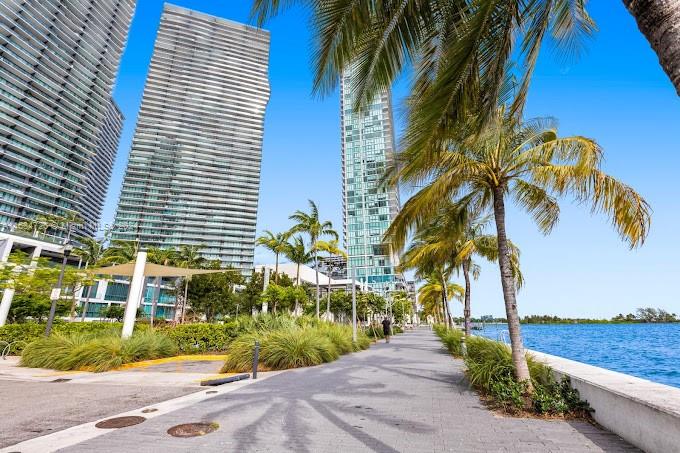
(59, 329, 637, 452)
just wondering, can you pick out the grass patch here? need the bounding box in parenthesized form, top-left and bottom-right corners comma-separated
(20, 330, 177, 372)
(434, 326, 465, 357)
(221, 322, 371, 373)
(464, 336, 591, 417)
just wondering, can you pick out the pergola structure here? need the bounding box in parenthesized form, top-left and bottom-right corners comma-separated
(89, 251, 224, 338)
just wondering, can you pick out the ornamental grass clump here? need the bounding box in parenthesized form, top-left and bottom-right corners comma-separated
(264, 328, 338, 369)
(20, 330, 177, 372)
(464, 336, 590, 416)
(435, 327, 465, 357)
(221, 323, 367, 373)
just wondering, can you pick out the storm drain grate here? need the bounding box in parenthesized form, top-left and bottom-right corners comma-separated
(51, 378, 71, 383)
(95, 416, 146, 429)
(142, 408, 158, 413)
(167, 422, 219, 438)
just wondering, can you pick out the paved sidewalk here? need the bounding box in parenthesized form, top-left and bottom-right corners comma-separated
(60, 329, 637, 452)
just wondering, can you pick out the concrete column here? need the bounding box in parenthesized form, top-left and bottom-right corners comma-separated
(29, 247, 42, 267)
(0, 238, 14, 262)
(0, 288, 15, 326)
(0, 238, 17, 326)
(121, 251, 146, 339)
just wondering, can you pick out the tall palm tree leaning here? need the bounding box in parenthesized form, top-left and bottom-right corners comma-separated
(288, 200, 338, 318)
(315, 239, 347, 319)
(251, 1, 596, 149)
(386, 107, 651, 391)
(72, 238, 105, 321)
(256, 230, 290, 284)
(623, 0, 680, 95)
(282, 236, 313, 315)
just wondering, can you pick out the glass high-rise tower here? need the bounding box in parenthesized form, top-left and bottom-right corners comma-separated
(341, 72, 403, 296)
(0, 0, 135, 236)
(112, 5, 270, 270)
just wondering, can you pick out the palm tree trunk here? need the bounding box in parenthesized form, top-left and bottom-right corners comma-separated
(623, 0, 680, 94)
(150, 277, 161, 326)
(441, 276, 453, 328)
(80, 293, 91, 322)
(492, 187, 532, 390)
(181, 278, 189, 324)
(463, 260, 472, 336)
(326, 275, 331, 319)
(314, 251, 320, 319)
(294, 263, 301, 315)
(274, 252, 279, 284)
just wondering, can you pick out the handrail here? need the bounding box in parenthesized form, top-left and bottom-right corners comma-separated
(0, 340, 26, 359)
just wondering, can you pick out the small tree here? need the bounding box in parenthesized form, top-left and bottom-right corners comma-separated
(186, 270, 243, 322)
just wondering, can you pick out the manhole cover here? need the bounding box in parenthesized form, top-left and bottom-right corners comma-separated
(141, 408, 158, 413)
(51, 378, 71, 383)
(95, 416, 146, 429)
(167, 422, 219, 438)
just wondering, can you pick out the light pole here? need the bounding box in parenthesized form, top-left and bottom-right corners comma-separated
(45, 235, 73, 337)
(351, 262, 357, 342)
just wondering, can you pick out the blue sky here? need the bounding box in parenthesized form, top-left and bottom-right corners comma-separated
(105, 1, 680, 319)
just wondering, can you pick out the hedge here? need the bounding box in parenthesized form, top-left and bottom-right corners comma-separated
(158, 322, 239, 353)
(0, 322, 130, 354)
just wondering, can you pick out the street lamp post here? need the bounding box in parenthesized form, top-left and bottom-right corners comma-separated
(351, 262, 357, 343)
(45, 232, 73, 337)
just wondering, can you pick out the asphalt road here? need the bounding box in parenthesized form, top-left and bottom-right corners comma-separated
(0, 380, 198, 448)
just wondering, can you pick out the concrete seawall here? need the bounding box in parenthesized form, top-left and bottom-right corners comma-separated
(531, 350, 680, 453)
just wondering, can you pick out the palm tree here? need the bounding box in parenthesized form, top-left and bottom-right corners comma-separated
(72, 237, 105, 321)
(101, 240, 139, 265)
(175, 244, 206, 323)
(417, 272, 464, 325)
(392, 201, 523, 336)
(386, 107, 651, 389)
(623, 1, 680, 95)
(315, 239, 348, 319)
(256, 230, 290, 284)
(252, 1, 596, 150)
(289, 200, 338, 318)
(282, 236, 313, 315)
(146, 247, 177, 326)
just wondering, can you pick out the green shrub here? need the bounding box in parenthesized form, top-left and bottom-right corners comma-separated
(317, 324, 354, 354)
(220, 332, 264, 373)
(221, 322, 365, 373)
(263, 328, 338, 369)
(353, 330, 372, 351)
(464, 336, 590, 416)
(392, 326, 404, 334)
(365, 324, 385, 339)
(436, 328, 465, 356)
(20, 330, 177, 372)
(159, 322, 238, 353)
(0, 322, 143, 354)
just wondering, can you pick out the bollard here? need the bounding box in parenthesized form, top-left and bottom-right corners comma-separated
(461, 339, 467, 357)
(252, 340, 260, 379)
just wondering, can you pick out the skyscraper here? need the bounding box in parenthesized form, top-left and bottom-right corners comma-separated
(341, 72, 403, 296)
(81, 99, 124, 237)
(0, 0, 136, 236)
(112, 5, 270, 270)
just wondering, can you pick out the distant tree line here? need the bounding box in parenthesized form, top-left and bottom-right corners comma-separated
(522, 308, 678, 324)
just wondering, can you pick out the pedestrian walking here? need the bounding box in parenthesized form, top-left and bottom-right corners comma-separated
(382, 317, 392, 343)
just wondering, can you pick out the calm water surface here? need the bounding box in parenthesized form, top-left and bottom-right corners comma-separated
(477, 323, 680, 388)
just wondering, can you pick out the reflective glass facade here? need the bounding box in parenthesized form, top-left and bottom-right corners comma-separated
(0, 0, 135, 235)
(113, 5, 270, 270)
(341, 72, 402, 296)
